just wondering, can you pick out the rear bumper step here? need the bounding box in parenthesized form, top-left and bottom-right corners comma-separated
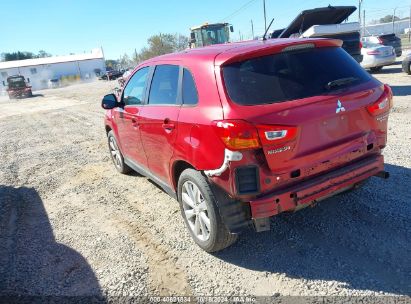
(250, 154, 385, 219)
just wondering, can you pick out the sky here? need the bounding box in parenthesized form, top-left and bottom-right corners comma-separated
(1, 0, 409, 59)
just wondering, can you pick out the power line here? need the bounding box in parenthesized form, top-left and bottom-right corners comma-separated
(219, 0, 259, 22)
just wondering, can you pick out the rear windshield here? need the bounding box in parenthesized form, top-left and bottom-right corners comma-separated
(222, 47, 372, 106)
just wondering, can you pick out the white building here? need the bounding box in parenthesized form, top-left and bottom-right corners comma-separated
(363, 19, 410, 36)
(0, 48, 106, 91)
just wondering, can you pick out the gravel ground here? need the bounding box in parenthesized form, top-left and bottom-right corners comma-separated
(0, 61, 410, 300)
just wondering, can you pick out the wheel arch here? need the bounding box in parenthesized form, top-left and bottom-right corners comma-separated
(171, 160, 196, 191)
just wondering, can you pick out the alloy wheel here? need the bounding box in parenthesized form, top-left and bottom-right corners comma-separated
(109, 136, 122, 169)
(181, 181, 211, 241)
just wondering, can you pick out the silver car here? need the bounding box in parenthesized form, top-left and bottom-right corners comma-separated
(360, 42, 396, 72)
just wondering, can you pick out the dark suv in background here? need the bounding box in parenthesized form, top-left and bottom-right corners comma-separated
(362, 34, 402, 57)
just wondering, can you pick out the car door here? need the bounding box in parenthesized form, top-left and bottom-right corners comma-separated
(139, 64, 181, 183)
(114, 66, 150, 168)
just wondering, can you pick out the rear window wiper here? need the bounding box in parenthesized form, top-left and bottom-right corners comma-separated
(325, 77, 358, 90)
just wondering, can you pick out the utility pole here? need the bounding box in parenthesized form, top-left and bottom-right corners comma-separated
(251, 20, 255, 39)
(363, 10, 366, 36)
(263, 0, 267, 33)
(409, 5, 411, 42)
(358, 0, 363, 27)
(392, 7, 397, 34)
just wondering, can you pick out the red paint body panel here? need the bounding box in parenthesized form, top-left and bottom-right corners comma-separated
(139, 105, 180, 182)
(114, 106, 148, 168)
(250, 154, 384, 218)
(103, 38, 391, 220)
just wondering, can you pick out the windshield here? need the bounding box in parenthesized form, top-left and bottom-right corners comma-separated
(8, 77, 26, 88)
(200, 25, 229, 46)
(222, 47, 372, 106)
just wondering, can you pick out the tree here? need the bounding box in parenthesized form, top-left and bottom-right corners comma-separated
(37, 50, 51, 58)
(132, 33, 189, 63)
(1, 51, 35, 61)
(379, 15, 400, 23)
(173, 34, 189, 52)
(118, 53, 132, 69)
(105, 59, 118, 69)
(1, 50, 53, 61)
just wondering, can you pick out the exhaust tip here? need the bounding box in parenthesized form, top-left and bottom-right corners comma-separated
(375, 171, 390, 179)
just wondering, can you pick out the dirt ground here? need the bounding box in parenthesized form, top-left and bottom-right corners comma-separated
(0, 61, 410, 300)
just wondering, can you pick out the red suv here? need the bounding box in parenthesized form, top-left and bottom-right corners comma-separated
(102, 38, 392, 252)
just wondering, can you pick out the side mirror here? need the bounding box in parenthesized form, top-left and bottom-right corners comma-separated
(230, 26, 234, 32)
(101, 93, 118, 109)
(27, 78, 30, 83)
(190, 32, 196, 40)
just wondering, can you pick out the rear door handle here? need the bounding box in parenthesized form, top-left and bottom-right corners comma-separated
(162, 123, 175, 130)
(162, 118, 175, 131)
(131, 118, 139, 127)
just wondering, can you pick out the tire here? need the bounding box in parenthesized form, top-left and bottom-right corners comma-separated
(177, 169, 238, 252)
(370, 66, 383, 73)
(107, 130, 131, 174)
(407, 63, 411, 75)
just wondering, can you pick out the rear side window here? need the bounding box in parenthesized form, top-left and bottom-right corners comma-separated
(222, 47, 372, 106)
(148, 65, 179, 105)
(182, 69, 198, 105)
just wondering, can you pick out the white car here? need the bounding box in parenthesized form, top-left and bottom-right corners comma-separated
(360, 42, 396, 72)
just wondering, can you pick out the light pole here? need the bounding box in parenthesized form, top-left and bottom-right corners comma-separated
(358, 0, 363, 27)
(392, 7, 398, 34)
(409, 5, 411, 42)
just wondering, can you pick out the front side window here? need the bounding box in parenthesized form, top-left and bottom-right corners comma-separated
(123, 67, 149, 106)
(148, 65, 179, 105)
(222, 47, 372, 106)
(182, 69, 198, 105)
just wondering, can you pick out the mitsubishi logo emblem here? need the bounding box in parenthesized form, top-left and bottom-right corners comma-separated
(336, 100, 346, 113)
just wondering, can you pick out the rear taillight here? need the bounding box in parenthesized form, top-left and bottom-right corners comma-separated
(377, 37, 383, 44)
(213, 120, 298, 150)
(367, 84, 393, 116)
(367, 50, 381, 55)
(359, 41, 363, 49)
(257, 125, 298, 145)
(213, 120, 260, 150)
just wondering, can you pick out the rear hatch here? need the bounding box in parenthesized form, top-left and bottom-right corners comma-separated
(219, 43, 385, 174)
(277, 6, 361, 59)
(278, 6, 357, 38)
(379, 34, 401, 49)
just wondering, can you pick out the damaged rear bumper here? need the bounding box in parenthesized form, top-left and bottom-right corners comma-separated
(250, 154, 385, 219)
